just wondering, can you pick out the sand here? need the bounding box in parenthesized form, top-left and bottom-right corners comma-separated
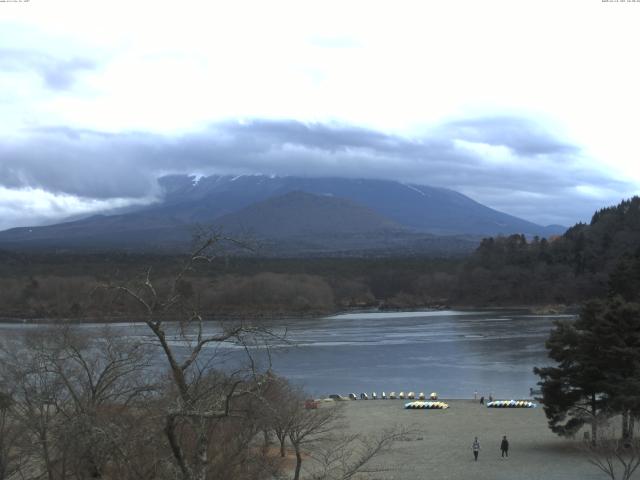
(329, 399, 605, 480)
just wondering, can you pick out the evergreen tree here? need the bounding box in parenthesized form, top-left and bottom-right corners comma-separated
(609, 250, 640, 302)
(591, 298, 640, 441)
(534, 303, 611, 444)
(535, 297, 640, 444)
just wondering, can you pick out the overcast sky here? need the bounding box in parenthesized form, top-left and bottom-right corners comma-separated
(1, 0, 639, 230)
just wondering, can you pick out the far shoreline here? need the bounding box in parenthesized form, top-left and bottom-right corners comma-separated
(0, 303, 578, 325)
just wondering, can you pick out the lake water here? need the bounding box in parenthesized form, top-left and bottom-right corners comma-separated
(0, 309, 571, 399)
(258, 309, 571, 399)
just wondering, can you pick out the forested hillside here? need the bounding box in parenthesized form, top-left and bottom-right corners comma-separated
(456, 196, 640, 305)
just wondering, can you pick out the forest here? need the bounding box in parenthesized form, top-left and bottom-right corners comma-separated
(1, 196, 639, 321)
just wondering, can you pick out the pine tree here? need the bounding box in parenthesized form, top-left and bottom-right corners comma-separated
(534, 310, 610, 445)
(535, 297, 640, 445)
(592, 298, 640, 441)
(609, 251, 640, 302)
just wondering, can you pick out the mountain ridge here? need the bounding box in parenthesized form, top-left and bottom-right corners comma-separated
(0, 175, 566, 254)
(151, 174, 564, 235)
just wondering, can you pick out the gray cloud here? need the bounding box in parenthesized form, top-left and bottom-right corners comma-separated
(440, 117, 578, 156)
(0, 117, 635, 227)
(0, 49, 96, 89)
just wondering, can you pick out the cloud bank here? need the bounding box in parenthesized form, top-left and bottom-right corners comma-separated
(0, 117, 635, 230)
(0, 48, 96, 90)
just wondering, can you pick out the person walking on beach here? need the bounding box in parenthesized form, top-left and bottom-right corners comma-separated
(480, 396, 484, 405)
(472, 437, 480, 461)
(500, 435, 509, 458)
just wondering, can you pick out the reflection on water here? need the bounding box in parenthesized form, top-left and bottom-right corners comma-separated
(0, 310, 573, 399)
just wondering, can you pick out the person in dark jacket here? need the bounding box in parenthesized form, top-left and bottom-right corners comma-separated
(500, 435, 509, 458)
(472, 437, 480, 461)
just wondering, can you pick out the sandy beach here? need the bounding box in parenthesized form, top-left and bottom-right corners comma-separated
(328, 399, 604, 480)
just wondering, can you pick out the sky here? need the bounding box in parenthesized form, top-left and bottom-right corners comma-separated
(1, 0, 639, 230)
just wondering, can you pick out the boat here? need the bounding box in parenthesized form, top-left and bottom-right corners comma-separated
(328, 394, 348, 401)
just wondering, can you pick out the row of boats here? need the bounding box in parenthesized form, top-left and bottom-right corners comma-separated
(329, 392, 439, 401)
(486, 400, 536, 408)
(404, 400, 536, 409)
(326, 393, 537, 409)
(405, 401, 449, 409)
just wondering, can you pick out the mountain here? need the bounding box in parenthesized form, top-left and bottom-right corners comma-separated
(150, 174, 563, 236)
(214, 190, 400, 237)
(0, 175, 565, 254)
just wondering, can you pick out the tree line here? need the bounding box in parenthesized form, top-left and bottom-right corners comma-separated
(2, 196, 640, 320)
(461, 197, 640, 304)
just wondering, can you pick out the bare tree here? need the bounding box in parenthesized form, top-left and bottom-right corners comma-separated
(107, 233, 278, 480)
(582, 422, 640, 480)
(0, 391, 25, 480)
(0, 325, 158, 480)
(0, 333, 66, 480)
(260, 373, 298, 458)
(47, 326, 157, 479)
(309, 427, 410, 480)
(285, 398, 410, 480)
(288, 401, 344, 480)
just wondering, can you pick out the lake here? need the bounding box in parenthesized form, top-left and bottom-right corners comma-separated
(259, 309, 571, 399)
(0, 309, 571, 399)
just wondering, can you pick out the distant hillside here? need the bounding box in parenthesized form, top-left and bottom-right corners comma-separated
(0, 174, 564, 254)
